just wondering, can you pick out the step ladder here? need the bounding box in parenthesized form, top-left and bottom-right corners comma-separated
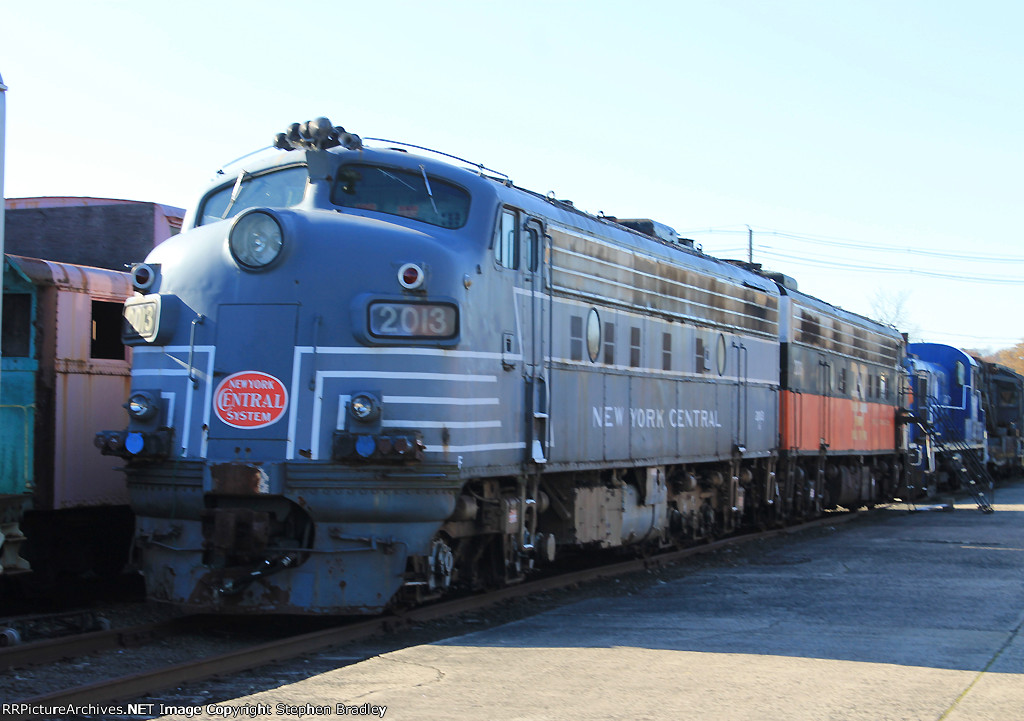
(905, 407, 994, 514)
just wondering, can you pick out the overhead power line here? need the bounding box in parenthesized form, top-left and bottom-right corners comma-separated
(682, 226, 1024, 264)
(680, 226, 1024, 348)
(755, 247, 1024, 284)
(916, 328, 1024, 344)
(766, 230, 1024, 263)
(755, 248, 1024, 284)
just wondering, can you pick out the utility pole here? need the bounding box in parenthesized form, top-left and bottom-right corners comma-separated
(747, 225, 753, 264)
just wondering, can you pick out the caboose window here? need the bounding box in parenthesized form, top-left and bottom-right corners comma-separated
(2, 294, 32, 358)
(91, 301, 126, 360)
(332, 164, 470, 230)
(198, 165, 308, 226)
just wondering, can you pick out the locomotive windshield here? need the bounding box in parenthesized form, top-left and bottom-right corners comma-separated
(331, 163, 470, 229)
(198, 165, 308, 226)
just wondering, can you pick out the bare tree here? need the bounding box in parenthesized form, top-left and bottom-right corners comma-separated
(869, 288, 920, 340)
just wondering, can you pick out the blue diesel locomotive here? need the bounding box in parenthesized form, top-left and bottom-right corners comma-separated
(98, 118, 908, 614)
(903, 342, 991, 499)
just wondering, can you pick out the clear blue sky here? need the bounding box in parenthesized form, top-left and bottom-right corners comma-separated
(2, 0, 1022, 351)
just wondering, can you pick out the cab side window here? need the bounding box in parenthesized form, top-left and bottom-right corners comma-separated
(524, 223, 540, 272)
(496, 209, 519, 269)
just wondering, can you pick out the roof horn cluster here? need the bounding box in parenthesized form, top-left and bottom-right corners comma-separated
(274, 117, 362, 152)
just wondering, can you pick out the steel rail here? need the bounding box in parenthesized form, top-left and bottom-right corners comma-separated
(0, 617, 209, 672)
(12, 509, 871, 716)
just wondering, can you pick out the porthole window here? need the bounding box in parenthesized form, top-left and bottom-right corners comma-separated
(586, 308, 601, 362)
(716, 333, 727, 376)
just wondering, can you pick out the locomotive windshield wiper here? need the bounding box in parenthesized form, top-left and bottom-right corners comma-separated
(221, 170, 252, 219)
(376, 167, 416, 191)
(419, 164, 439, 216)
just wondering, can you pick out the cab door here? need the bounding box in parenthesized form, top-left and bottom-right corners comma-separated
(732, 336, 748, 451)
(818, 354, 833, 448)
(497, 207, 550, 466)
(521, 218, 549, 464)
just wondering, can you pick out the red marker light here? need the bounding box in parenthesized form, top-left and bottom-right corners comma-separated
(398, 263, 425, 290)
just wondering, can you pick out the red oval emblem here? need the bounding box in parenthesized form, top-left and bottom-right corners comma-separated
(213, 371, 289, 429)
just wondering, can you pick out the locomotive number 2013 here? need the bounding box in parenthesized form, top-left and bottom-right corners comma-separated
(369, 302, 457, 339)
(122, 298, 159, 341)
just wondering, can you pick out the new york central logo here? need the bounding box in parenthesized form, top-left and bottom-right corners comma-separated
(213, 371, 289, 429)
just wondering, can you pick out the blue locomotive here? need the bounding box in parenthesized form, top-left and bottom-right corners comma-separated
(903, 342, 993, 498)
(99, 118, 911, 614)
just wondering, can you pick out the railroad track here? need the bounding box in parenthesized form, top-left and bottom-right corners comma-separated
(7, 509, 871, 718)
(0, 616, 207, 673)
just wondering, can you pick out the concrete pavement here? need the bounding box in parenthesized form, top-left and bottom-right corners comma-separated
(164, 482, 1024, 721)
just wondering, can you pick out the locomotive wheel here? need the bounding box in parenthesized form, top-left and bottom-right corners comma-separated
(0, 627, 20, 647)
(428, 538, 455, 591)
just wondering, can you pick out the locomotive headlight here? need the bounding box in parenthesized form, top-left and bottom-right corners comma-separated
(125, 390, 159, 421)
(229, 211, 284, 269)
(349, 393, 381, 423)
